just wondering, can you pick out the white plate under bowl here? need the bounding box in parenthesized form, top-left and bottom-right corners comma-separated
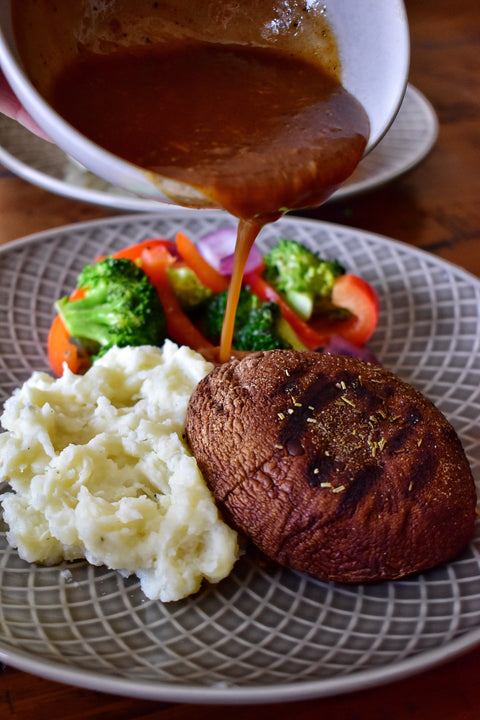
(333, 85, 438, 200)
(0, 85, 438, 211)
(0, 211, 478, 705)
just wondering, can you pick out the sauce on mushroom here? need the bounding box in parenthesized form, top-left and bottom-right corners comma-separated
(47, 41, 370, 360)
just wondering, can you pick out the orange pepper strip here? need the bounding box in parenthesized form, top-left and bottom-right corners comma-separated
(243, 272, 330, 350)
(137, 244, 177, 283)
(94, 238, 176, 263)
(175, 231, 229, 294)
(47, 288, 91, 377)
(112, 238, 176, 262)
(140, 246, 214, 351)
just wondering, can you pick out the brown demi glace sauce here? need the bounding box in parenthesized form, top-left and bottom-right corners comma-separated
(48, 41, 370, 360)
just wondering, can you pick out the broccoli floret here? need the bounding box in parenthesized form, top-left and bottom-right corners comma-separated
(263, 238, 345, 320)
(202, 288, 260, 343)
(202, 288, 289, 351)
(234, 302, 290, 351)
(167, 265, 213, 309)
(55, 257, 166, 360)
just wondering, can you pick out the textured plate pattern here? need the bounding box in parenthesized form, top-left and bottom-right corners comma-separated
(0, 85, 438, 210)
(0, 211, 479, 704)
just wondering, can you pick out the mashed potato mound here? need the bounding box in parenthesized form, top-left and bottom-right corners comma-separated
(0, 342, 239, 602)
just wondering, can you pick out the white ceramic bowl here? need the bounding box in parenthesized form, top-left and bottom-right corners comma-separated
(0, 0, 409, 209)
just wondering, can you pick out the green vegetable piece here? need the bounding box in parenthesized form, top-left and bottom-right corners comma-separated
(263, 238, 345, 319)
(234, 302, 290, 351)
(55, 257, 166, 360)
(202, 288, 260, 343)
(201, 288, 290, 351)
(167, 265, 213, 309)
(275, 316, 307, 350)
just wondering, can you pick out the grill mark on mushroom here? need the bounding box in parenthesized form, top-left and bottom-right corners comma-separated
(385, 418, 416, 454)
(337, 463, 384, 518)
(400, 432, 439, 497)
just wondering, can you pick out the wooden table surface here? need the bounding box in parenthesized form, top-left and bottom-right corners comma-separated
(0, 1, 479, 717)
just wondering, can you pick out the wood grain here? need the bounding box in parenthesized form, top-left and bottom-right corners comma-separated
(1, 0, 479, 717)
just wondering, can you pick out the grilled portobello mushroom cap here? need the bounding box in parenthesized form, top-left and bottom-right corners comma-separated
(185, 350, 477, 583)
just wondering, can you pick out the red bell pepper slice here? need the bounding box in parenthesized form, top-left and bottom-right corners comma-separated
(310, 273, 379, 347)
(243, 271, 330, 350)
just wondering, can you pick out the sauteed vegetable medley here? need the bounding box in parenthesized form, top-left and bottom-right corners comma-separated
(48, 229, 379, 376)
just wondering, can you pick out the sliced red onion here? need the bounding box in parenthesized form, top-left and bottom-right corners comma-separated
(197, 227, 264, 276)
(321, 334, 380, 365)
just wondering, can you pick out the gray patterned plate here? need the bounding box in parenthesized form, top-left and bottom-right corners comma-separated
(0, 211, 478, 704)
(0, 85, 438, 210)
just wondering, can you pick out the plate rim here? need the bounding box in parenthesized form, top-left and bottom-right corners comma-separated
(1, 625, 479, 705)
(0, 209, 479, 705)
(332, 84, 439, 201)
(1, 208, 478, 292)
